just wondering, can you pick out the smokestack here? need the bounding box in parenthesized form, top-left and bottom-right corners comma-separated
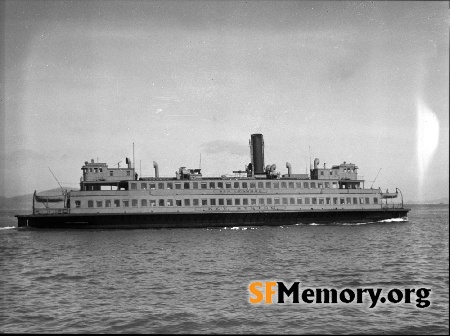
(250, 134, 264, 175)
(153, 161, 159, 178)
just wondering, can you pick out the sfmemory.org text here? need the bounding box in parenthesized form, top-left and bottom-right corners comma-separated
(248, 281, 431, 308)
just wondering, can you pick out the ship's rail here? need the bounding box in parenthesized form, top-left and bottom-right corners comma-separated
(381, 203, 405, 209)
(35, 208, 70, 215)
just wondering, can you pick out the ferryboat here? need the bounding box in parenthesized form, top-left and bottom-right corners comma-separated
(16, 134, 409, 229)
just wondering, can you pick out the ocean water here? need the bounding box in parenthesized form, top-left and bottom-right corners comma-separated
(1, 204, 448, 334)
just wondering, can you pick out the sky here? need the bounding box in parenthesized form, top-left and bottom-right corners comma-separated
(1, 0, 449, 202)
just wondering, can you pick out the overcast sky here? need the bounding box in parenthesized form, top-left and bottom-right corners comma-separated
(1, 0, 449, 202)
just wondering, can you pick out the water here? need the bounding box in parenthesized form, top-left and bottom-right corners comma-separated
(1, 205, 448, 334)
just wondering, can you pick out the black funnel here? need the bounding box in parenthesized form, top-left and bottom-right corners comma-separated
(250, 134, 264, 175)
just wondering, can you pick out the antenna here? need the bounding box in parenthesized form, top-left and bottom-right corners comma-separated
(199, 153, 202, 169)
(117, 161, 122, 168)
(309, 146, 311, 170)
(370, 168, 382, 188)
(48, 167, 64, 193)
(133, 142, 135, 169)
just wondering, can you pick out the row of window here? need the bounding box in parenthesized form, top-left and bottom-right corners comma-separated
(130, 180, 346, 191)
(77, 196, 378, 208)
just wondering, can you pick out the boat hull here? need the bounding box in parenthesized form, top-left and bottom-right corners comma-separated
(16, 208, 410, 229)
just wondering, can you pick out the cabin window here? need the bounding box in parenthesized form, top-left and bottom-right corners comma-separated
(217, 182, 223, 189)
(193, 182, 198, 189)
(226, 199, 232, 205)
(374, 198, 379, 204)
(167, 183, 173, 189)
(114, 200, 120, 207)
(297, 198, 302, 204)
(305, 198, 310, 205)
(210, 182, 215, 189)
(131, 183, 137, 190)
(141, 199, 147, 207)
(201, 183, 207, 189)
(312, 198, 317, 205)
(127, 171, 130, 176)
(158, 182, 164, 189)
(184, 182, 190, 189)
(325, 182, 330, 188)
(176, 200, 182, 206)
(266, 182, 271, 188)
(75, 201, 81, 208)
(184, 199, 190, 206)
(110, 171, 113, 176)
(242, 182, 248, 188)
(282, 198, 288, 205)
(243, 199, 249, 205)
(96, 201, 103, 207)
(333, 198, 338, 205)
(123, 200, 129, 207)
(141, 183, 147, 189)
(346, 197, 351, 204)
(289, 182, 294, 188)
(159, 199, 165, 206)
(251, 199, 257, 205)
(274, 198, 280, 205)
(267, 198, 273, 205)
(258, 182, 264, 189)
(234, 182, 239, 188)
(357, 198, 364, 204)
(273, 182, 279, 188)
(296, 182, 301, 188)
(281, 182, 287, 188)
(353, 198, 358, 204)
(259, 198, 265, 205)
(311, 182, 316, 188)
(149, 183, 156, 189)
(88, 200, 94, 208)
(132, 199, 138, 207)
(94, 168, 98, 173)
(326, 198, 331, 205)
(202, 199, 207, 206)
(175, 183, 181, 190)
(365, 197, 370, 204)
(235, 199, 240, 205)
(318, 183, 323, 189)
(167, 199, 173, 206)
(303, 182, 309, 188)
(319, 198, 324, 205)
(150, 200, 156, 206)
(193, 199, 199, 206)
(226, 183, 232, 189)
(219, 199, 224, 205)
(332, 182, 338, 188)
(290, 198, 295, 205)
(89, 168, 93, 172)
(250, 182, 256, 189)
(210, 199, 216, 206)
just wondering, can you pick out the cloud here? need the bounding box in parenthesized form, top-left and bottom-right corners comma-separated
(200, 140, 248, 156)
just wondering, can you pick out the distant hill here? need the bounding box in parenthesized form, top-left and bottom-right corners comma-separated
(0, 188, 77, 210)
(405, 197, 449, 205)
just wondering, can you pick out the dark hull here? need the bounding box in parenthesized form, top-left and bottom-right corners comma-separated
(17, 208, 410, 229)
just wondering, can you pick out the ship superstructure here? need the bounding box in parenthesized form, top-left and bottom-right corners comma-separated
(17, 134, 408, 229)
